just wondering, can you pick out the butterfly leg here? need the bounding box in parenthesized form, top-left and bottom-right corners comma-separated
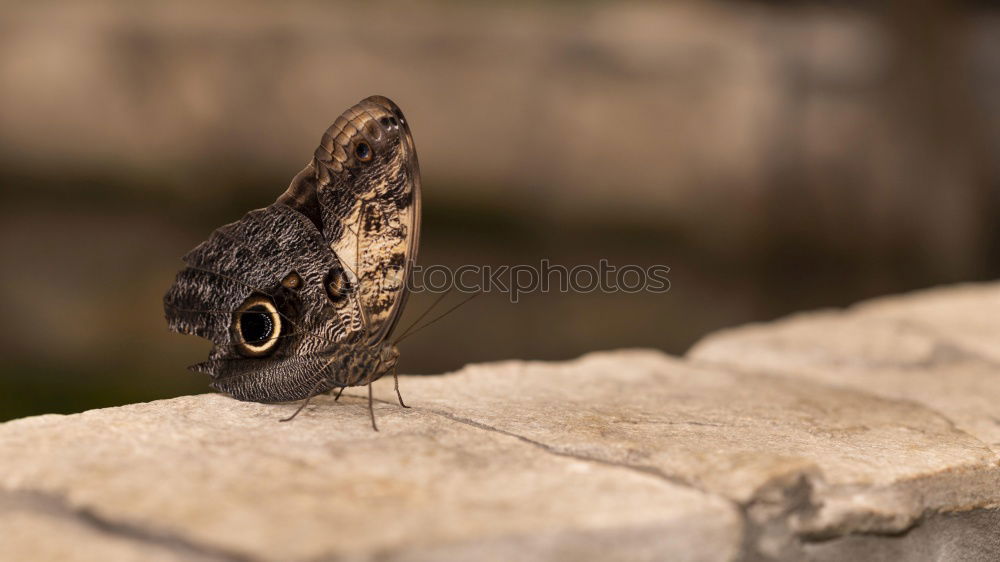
(393, 367, 410, 408)
(333, 386, 346, 402)
(368, 383, 379, 431)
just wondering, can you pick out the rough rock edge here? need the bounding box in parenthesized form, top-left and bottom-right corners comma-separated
(685, 285, 1000, 558)
(702, 361, 1000, 536)
(0, 489, 248, 562)
(680, 364, 1000, 562)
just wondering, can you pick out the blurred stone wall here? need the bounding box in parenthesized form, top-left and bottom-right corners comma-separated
(2, 2, 995, 249)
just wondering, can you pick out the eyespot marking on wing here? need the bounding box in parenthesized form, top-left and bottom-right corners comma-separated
(232, 295, 282, 357)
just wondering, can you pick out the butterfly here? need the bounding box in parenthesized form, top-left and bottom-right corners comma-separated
(163, 96, 421, 430)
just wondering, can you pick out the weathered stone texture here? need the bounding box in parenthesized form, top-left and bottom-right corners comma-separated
(0, 392, 740, 562)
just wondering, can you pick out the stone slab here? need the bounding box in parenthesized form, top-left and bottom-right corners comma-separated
(0, 392, 740, 562)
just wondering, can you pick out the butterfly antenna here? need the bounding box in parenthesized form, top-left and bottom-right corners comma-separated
(394, 292, 480, 345)
(394, 290, 452, 342)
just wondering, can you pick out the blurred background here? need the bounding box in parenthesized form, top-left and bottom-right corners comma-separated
(1, 0, 998, 420)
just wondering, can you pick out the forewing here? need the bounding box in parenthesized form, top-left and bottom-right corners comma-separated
(308, 96, 421, 344)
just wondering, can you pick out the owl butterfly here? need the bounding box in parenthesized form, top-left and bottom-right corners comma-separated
(164, 96, 420, 430)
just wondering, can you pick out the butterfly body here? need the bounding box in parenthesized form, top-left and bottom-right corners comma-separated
(316, 339, 400, 389)
(164, 96, 419, 424)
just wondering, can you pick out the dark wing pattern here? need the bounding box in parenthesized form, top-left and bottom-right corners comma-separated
(163, 204, 363, 401)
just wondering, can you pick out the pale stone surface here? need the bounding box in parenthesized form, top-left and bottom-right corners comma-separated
(5, 283, 1000, 561)
(356, 350, 1000, 557)
(854, 283, 1000, 365)
(0, 493, 200, 562)
(0, 392, 740, 562)
(690, 283, 1000, 452)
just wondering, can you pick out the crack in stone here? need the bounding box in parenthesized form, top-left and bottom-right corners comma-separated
(891, 319, 1000, 369)
(686, 320, 1000, 558)
(369, 395, 909, 561)
(406, 404, 755, 562)
(0, 489, 256, 562)
(400, 397, 1000, 561)
(414, 405, 705, 491)
(685, 358, 1000, 543)
(319, 393, 757, 561)
(691, 356, 999, 459)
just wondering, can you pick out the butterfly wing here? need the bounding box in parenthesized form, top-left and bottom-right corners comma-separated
(279, 96, 421, 345)
(163, 204, 364, 402)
